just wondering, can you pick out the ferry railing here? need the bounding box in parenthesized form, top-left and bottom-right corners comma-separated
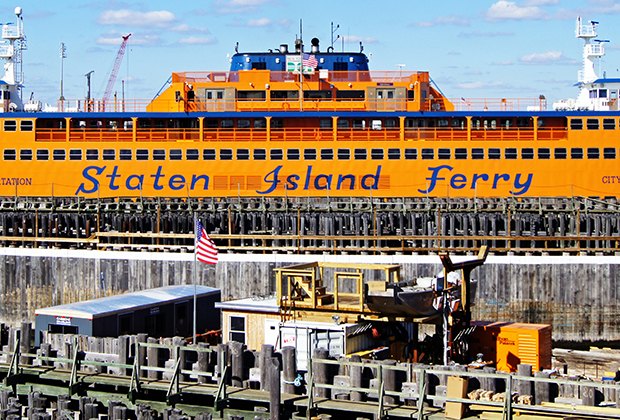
(31, 125, 572, 143)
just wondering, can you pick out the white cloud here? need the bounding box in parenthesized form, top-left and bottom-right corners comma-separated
(178, 36, 217, 45)
(214, 0, 271, 14)
(524, 0, 558, 5)
(96, 34, 159, 46)
(99, 10, 176, 27)
(247, 18, 272, 27)
(342, 35, 378, 44)
(520, 50, 564, 63)
(486, 1, 544, 20)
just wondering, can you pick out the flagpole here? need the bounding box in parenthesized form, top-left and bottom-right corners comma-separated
(193, 213, 197, 345)
(299, 19, 303, 111)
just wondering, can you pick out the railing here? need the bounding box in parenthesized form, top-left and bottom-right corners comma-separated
(32, 126, 570, 143)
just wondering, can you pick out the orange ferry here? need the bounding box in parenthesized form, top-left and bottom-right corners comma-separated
(0, 10, 618, 200)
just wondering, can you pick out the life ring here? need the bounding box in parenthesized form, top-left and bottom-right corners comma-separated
(282, 102, 290, 111)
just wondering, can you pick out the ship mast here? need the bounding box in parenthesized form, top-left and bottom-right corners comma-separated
(576, 16, 604, 85)
(0, 6, 26, 112)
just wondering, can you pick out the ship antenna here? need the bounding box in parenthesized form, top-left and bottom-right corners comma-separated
(234, 42, 238, 53)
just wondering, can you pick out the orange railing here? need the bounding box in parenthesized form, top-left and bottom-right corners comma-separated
(33, 126, 569, 143)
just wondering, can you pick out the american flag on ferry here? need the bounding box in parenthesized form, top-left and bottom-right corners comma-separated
(302, 53, 318, 68)
(195, 220, 218, 265)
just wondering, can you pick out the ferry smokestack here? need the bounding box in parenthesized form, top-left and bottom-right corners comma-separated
(279, 44, 288, 53)
(311, 37, 320, 53)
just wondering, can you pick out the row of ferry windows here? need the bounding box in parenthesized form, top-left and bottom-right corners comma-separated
(3, 147, 617, 161)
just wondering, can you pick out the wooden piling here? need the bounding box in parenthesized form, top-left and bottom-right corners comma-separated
(534, 370, 551, 405)
(282, 346, 297, 395)
(516, 364, 533, 397)
(229, 341, 245, 387)
(349, 355, 364, 402)
(260, 344, 274, 392)
(268, 356, 281, 420)
(146, 337, 159, 380)
(312, 348, 330, 399)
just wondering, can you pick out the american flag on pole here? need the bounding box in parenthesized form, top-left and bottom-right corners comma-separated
(302, 53, 318, 68)
(195, 220, 218, 265)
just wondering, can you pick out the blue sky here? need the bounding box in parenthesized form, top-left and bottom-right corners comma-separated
(4, 0, 620, 106)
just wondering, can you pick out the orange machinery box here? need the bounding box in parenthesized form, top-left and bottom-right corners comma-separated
(468, 321, 552, 372)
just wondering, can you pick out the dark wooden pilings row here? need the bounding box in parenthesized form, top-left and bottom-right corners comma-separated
(0, 196, 618, 253)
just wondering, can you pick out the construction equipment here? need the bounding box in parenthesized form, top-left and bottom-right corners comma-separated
(102, 34, 131, 105)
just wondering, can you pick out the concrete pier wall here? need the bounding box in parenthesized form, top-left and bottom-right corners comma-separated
(0, 248, 618, 342)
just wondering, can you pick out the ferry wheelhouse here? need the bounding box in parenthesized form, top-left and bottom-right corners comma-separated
(0, 11, 618, 200)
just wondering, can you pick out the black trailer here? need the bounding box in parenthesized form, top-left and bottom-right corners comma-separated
(34, 285, 221, 345)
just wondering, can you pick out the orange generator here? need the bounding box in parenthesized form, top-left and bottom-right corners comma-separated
(468, 321, 552, 372)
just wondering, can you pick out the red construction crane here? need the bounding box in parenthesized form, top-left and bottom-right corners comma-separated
(102, 33, 131, 104)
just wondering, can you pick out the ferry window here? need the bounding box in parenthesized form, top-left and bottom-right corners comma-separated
(538, 148, 550, 159)
(337, 119, 350, 129)
(404, 148, 417, 160)
(120, 149, 132, 160)
(103, 149, 116, 160)
(304, 149, 317, 160)
(237, 149, 250, 160)
(53, 150, 65, 160)
(186, 149, 199, 160)
(586, 119, 599, 130)
(287, 149, 300, 160)
(86, 149, 99, 160)
(488, 148, 501, 159)
(521, 148, 534, 159)
(135, 149, 148, 160)
(203, 149, 216, 160)
(333, 62, 348, 71)
(554, 148, 567, 159)
(603, 118, 615, 130)
(337, 90, 365, 100)
(229, 315, 246, 344)
(220, 149, 233, 160)
(505, 148, 517, 159)
(437, 149, 451, 160)
(153, 149, 166, 160)
(352, 119, 365, 129)
(254, 149, 266, 160)
(251, 61, 267, 70)
(570, 119, 583, 130)
(4, 120, 16, 132)
(337, 149, 350, 160)
(170, 149, 183, 160)
(455, 148, 467, 160)
(206, 90, 224, 100)
(237, 91, 266, 100)
(321, 149, 334, 160)
(603, 148, 616, 159)
(599, 89, 608, 98)
(385, 119, 398, 129)
(319, 119, 333, 129)
(205, 119, 218, 129)
(304, 90, 332, 99)
(587, 148, 599, 159)
(271, 119, 283, 128)
(253, 119, 266, 129)
(3, 149, 16, 160)
(387, 148, 401, 160)
(421, 149, 434, 160)
(36, 150, 49, 161)
(270, 90, 299, 101)
(471, 148, 484, 160)
(371, 148, 384, 160)
(589, 90, 596, 98)
(570, 148, 583, 159)
(354, 148, 367, 160)
(69, 149, 82, 160)
(237, 120, 251, 129)
(20, 121, 33, 131)
(221, 119, 234, 129)
(270, 149, 283, 160)
(407, 90, 415, 100)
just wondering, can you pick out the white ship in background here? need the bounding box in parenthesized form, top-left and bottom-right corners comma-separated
(554, 17, 619, 111)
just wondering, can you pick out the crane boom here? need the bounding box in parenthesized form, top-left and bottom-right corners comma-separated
(102, 33, 131, 104)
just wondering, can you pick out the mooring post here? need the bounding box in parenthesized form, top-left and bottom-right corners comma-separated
(196, 343, 209, 384)
(312, 348, 330, 399)
(118, 335, 131, 376)
(268, 356, 281, 420)
(350, 354, 364, 402)
(146, 337, 160, 380)
(282, 346, 297, 395)
(516, 364, 533, 397)
(534, 370, 551, 405)
(216, 343, 229, 384)
(19, 322, 32, 365)
(229, 341, 245, 388)
(260, 344, 274, 392)
(381, 359, 398, 405)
